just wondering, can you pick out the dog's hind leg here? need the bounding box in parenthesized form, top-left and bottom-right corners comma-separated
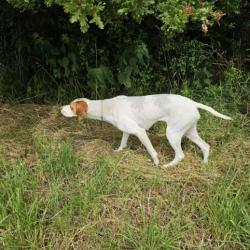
(185, 123, 210, 163)
(162, 112, 200, 169)
(163, 127, 186, 169)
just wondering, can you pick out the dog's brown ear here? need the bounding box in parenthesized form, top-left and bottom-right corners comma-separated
(70, 101, 88, 121)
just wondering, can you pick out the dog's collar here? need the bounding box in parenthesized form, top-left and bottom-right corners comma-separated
(100, 100, 103, 121)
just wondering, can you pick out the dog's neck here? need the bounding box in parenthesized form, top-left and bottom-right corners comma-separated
(85, 100, 104, 121)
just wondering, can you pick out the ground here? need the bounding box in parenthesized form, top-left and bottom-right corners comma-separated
(0, 104, 249, 249)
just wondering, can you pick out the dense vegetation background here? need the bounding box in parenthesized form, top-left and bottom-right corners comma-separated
(0, 0, 249, 107)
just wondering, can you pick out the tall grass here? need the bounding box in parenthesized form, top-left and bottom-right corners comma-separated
(0, 161, 45, 248)
(0, 104, 249, 249)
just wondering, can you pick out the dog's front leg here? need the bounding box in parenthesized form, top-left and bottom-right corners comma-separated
(115, 119, 159, 166)
(115, 132, 129, 151)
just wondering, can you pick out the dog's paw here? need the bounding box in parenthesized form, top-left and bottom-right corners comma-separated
(161, 164, 171, 169)
(161, 162, 176, 169)
(203, 159, 208, 164)
(153, 158, 159, 166)
(114, 147, 123, 152)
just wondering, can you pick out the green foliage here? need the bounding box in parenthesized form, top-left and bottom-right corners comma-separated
(222, 63, 250, 106)
(117, 42, 149, 88)
(0, 0, 249, 106)
(115, 0, 155, 21)
(87, 65, 114, 98)
(33, 33, 80, 79)
(6, 0, 41, 11)
(162, 40, 213, 96)
(204, 64, 250, 112)
(45, 0, 105, 32)
(7, 0, 243, 34)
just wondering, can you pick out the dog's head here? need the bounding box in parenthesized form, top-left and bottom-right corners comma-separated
(61, 99, 88, 121)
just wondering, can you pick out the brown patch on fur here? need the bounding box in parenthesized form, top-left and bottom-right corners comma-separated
(70, 101, 88, 121)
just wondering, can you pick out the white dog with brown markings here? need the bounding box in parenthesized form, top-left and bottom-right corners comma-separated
(61, 94, 231, 168)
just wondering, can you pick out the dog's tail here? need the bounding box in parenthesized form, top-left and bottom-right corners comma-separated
(195, 102, 232, 120)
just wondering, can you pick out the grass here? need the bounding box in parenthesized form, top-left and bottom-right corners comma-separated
(0, 104, 249, 249)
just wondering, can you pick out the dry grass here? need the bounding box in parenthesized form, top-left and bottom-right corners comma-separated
(0, 104, 249, 249)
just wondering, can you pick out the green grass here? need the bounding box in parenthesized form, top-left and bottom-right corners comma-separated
(0, 104, 249, 249)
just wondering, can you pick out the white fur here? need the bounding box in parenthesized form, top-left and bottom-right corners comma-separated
(61, 94, 231, 168)
(61, 105, 76, 117)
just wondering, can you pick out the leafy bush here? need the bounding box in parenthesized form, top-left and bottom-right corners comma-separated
(0, 0, 249, 108)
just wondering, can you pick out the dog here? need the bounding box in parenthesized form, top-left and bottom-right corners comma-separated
(61, 94, 231, 168)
